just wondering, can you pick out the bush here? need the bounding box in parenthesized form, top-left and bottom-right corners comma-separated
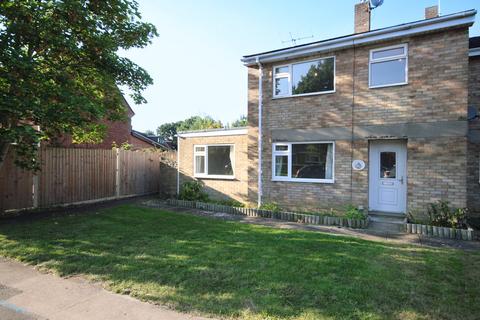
(259, 202, 282, 213)
(179, 181, 209, 202)
(344, 205, 367, 220)
(209, 199, 245, 208)
(426, 200, 467, 228)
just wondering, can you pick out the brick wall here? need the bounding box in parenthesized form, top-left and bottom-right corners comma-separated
(178, 134, 248, 203)
(467, 56, 480, 215)
(247, 27, 470, 213)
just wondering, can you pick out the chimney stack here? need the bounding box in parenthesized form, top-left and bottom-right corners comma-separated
(355, 1, 371, 33)
(425, 5, 439, 19)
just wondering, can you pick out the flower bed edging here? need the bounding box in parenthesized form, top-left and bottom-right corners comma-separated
(405, 223, 474, 241)
(166, 199, 368, 229)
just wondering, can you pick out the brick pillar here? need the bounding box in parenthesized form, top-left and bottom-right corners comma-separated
(425, 6, 439, 19)
(354, 2, 370, 34)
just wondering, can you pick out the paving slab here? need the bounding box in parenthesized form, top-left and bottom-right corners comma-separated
(0, 257, 212, 320)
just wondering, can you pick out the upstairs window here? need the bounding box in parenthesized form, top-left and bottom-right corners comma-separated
(369, 44, 408, 88)
(194, 145, 234, 179)
(273, 57, 335, 98)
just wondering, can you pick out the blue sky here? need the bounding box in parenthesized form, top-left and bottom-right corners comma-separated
(122, 0, 480, 132)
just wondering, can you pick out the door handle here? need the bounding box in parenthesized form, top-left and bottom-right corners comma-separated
(399, 176, 404, 184)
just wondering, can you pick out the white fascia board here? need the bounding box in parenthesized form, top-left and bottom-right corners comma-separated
(177, 128, 248, 138)
(241, 10, 477, 66)
(470, 48, 480, 57)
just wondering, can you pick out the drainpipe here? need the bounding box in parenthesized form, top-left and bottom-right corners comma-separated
(256, 57, 263, 207)
(176, 135, 180, 195)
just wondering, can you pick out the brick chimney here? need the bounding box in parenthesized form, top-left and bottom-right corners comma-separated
(355, 1, 371, 33)
(425, 5, 439, 19)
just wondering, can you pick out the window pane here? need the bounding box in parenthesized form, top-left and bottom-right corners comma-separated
(207, 146, 233, 176)
(275, 145, 288, 151)
(195, 155, 205, 174)
(195, 146, 205, 152)
(380, 152, 396, 179)
(292, 58, 334, 95)
(372, 47, 405, 60)
(291, 143, 333, 179)
(275, 77, 289, 96)
(275, 66, 289, 74)
(370, 58, 406, 87)
(275, 155, 288, 177)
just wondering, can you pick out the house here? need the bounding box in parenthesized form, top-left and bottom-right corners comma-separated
(178, 3, 480, 219)
(56, 97, 170, 150)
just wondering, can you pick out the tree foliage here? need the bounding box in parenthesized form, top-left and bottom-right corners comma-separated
(156, 115, 223, 149)
(230, 115, 248, 128)
(0, 0, 157, 170)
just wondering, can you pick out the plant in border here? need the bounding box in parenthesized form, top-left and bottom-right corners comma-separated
(178, 181, 209, 202)
(259, 202, 282, 213)
(344, 205, 367, 220)
(426, 200, 468, 228)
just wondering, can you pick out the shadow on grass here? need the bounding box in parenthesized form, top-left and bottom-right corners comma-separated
(0, 205, 478, 320)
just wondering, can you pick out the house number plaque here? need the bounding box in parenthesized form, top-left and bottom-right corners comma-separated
(352, 160, 365, 171)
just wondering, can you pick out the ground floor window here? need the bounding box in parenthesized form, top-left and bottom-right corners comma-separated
(272, 142, 334, 183)
(194, 145, 234, 179)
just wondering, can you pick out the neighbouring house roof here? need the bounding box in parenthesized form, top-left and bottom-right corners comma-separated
(241, 9, 477, 66)
(131, 130, 172, 149)
(471, 36, 480, 57)
(177, 127, 248, 138)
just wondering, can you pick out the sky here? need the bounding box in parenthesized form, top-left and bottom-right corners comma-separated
(121, 0, 480, 133)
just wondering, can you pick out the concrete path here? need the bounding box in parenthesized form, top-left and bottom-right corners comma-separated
(0, 258, 211, 320)
(145, 202, 480, 251)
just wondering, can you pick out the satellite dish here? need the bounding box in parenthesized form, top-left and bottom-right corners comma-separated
(370, 0, 384, 9)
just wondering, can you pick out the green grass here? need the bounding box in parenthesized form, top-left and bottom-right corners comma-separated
(0, 205, 479, 320)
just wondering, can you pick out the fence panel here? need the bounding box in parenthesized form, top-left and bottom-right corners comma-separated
(1, 147, 162, 213)
(38, 148, 117, 207)
(0, 150, 34, 212)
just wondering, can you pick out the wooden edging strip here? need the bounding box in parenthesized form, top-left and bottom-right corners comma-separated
(165, 199, 368, 229)
(405, 223, 473, 241)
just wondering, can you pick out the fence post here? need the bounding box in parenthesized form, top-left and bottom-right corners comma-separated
(115, 148, 120, 198)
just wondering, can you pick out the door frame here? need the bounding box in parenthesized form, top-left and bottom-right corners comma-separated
(368, 139, 407, 213)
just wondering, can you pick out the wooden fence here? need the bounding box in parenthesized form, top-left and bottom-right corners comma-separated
(0, 147, 162, 213)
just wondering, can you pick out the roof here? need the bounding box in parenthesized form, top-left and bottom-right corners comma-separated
(131, 130, 172, 150)
(242, 9, 477, 66)
(177, 127, 248, 138)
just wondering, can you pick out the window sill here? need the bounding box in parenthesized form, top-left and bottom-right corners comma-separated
(272, 90, 336, 100)
(272, 178, 334, 184)
(369, 82, 408, 89)
(195, 175, 236, 181)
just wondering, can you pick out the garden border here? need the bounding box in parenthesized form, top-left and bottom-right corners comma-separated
(405, 223, 474, 241)
(166, 199, 369, 229)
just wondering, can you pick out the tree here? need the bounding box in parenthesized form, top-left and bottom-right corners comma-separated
(156, 116, 223, 149)
(230, 115, 248, 128)
(144, 129, 155, 136)
(0, 0, 158, 170)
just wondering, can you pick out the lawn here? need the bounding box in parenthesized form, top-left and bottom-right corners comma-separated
(0, 205, 478, 320)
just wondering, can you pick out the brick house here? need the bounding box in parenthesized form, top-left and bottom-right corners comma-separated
(57, 97, 170, 150)
(178, 4, 480, 219)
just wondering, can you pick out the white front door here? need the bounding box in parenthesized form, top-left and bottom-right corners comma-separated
(369, 140, 407, 213)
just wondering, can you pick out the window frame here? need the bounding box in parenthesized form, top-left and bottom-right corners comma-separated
(272, 141, 335, 184)
(272, 56, 336, 98)
(369, 43, 408, 89)
(194, 144, 235, 180)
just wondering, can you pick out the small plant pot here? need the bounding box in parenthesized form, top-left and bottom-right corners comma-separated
(421, 225, 427, 235)
(427, 225, 433, 235)
(348, 219, 353, 228)
(412, 224, 417, 233)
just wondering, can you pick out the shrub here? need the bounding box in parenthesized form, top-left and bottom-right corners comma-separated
(259, 202, 282, 213)
(426, 200, 467, 228)
(179, 181, 209, 202)
(344, 205, 367, 220)
(209, 199, 245, 208)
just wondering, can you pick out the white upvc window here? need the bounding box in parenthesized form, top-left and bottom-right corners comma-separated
(369, 44, 408, 88)
(194, 144, 235, 179)
(273, 56, 336, 98)
(272, 142, 335, 183)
